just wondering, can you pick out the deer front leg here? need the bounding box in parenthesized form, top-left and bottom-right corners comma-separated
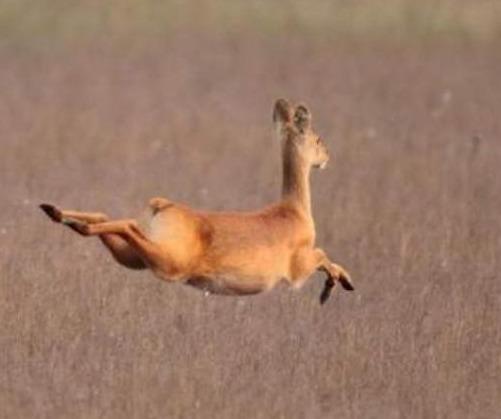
(290, 248, 353, 304)
(317, 249, 353, 304)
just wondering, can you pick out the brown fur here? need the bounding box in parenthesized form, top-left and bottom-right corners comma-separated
(40, 99, 353, 303)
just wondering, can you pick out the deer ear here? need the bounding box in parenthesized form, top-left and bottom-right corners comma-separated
(273, 99, 293, 125)
(294, 104, 312, 132)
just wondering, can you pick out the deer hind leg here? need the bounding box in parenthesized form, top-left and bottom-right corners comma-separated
(40, 203, 146, 270)
(290, 248, 353, 305)
(40, 203, 109, 224)
(98, 234, 146, 270)
(63, 218, 170, 273)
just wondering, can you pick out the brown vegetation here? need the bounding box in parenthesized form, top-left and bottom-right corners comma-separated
(0, 12, 500, 419)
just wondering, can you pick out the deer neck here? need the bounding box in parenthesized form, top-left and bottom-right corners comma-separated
(281, 139, 312, 217)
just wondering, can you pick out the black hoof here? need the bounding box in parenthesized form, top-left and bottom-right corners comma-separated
(40, 203, 62, 222)
(339, 276, 354, 291)
(320, 278, 335, 305)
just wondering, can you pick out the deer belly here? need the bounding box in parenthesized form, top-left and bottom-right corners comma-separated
(185, 275, 269, 296)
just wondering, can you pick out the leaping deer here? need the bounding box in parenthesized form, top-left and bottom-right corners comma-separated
(40, 99, 353, 304)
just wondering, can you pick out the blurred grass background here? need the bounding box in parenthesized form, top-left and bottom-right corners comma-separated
(1, 0, 500, 49)
(1, 1, 501, 419)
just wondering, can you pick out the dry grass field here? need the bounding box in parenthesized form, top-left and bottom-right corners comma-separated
(1, 2, 501, 418)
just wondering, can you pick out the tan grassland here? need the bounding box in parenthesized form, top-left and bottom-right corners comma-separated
(1, 2, 500, 418)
